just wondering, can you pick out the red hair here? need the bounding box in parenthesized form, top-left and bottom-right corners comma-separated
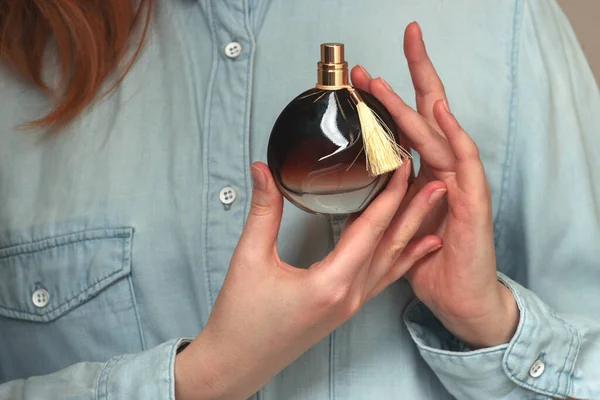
(0, 0, 152, 130)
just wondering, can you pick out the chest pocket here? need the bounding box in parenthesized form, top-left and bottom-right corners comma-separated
(0, 226, 144, 382)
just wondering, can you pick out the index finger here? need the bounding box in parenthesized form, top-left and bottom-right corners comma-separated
(321, 161, 412, 279)
(369, 78, 456, 173)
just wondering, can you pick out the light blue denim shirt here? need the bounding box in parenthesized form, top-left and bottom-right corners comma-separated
(0, 0, 599, 399)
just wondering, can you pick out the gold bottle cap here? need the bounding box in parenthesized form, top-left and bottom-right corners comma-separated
(321, 43, 345, 64)
(316, 43, 349, 89)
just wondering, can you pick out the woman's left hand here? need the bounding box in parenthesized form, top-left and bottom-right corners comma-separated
(351, 22, 519, 349)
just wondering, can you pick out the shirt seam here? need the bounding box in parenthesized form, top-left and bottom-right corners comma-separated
(203, 0, 220, 309)
(0, 227, 132, 260)
(493, 0, 522, 253)
(124, 230, 147, 350)
(565, 325, 582, 396)
(95, 359, 109, 400)
(242, 1, 259, 399)
(169, 339, 180, 400)
(127, 275, 147, 351)
(330, 330, 335, 400)
(327, 216, 343, 400)
(403, 299, 509, 358)
(242, 0, 254, 255)
(0, 241, 132, 322)
(503, 297, 528, 377)
(502, 280, 578, 397)
(558, 315, 580, 395)
(503, 275, 553, 395)
(96, 355, 123, 400)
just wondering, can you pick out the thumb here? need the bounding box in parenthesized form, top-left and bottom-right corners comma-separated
(240, 162, 284, 254)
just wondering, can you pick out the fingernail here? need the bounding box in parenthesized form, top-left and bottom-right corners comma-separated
(429, 188, 446, 204)
(404, 160, 412, 180)
(442, 99, 450, 113)
(428, 244, 443, 253)
(251, 166, 266, 190)
(358, 65, 372, 80)
(380, 78, 394, 93)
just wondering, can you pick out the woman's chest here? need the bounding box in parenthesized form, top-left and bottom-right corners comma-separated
(0, 0, 515, 383)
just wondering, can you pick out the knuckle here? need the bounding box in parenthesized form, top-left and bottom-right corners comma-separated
(316, 280, 352, 309)
(343, 294, 363, 318)
(463, 140, 481, 160)
(387, 239, 408, 262)
(388, 247, 419, 277)
(312, 275, 362, 317)
(362, 214, 390, 238)
(455, 195, 490, 222)
(450, 201, 472, 222)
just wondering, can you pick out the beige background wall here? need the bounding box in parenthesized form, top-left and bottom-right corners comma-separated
(557, 0, 600, 83)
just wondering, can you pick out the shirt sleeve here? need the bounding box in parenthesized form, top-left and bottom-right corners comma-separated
(404, 0, 600, 399)
(405, 273, 600, 399)
(0, 338, 190, 400)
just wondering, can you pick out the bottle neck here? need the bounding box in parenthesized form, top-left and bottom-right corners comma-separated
(316, 61, 349, 89)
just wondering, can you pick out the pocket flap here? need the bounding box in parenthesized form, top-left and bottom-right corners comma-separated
(0, 227, 133, 322)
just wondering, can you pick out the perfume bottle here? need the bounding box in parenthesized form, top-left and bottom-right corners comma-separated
(267, 43, 409, 215)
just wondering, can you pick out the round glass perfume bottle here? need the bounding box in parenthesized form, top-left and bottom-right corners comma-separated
(267, 43, 402, 215)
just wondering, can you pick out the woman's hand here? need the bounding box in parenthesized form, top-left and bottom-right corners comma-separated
(175, 160, 446, 400)
(351, 22, 519, 350)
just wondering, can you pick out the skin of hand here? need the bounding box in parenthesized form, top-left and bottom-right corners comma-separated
(174, 159, 447, 399)
(351, 22, 520, 351)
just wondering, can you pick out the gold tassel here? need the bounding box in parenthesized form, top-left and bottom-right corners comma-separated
(347, 87, 411, 176)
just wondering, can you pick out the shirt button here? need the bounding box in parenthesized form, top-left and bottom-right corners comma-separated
(529, 359, 545, 378)
(224, 42, 242, 59)
(219, 187, 237, 205)
(32, 288, 50, 308)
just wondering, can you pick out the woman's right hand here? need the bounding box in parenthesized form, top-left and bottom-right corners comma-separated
(175, 160, 447, 400)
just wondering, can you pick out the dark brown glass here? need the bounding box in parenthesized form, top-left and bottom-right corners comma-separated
(267, 87, 401, 215)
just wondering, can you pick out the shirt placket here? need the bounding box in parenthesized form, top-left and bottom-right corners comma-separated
(203, 0, 255, 307)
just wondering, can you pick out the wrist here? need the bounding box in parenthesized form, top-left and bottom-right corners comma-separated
(498, 281, 520, 340)
(174, 335, 229, 400)
(441, 282, 520, 350)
